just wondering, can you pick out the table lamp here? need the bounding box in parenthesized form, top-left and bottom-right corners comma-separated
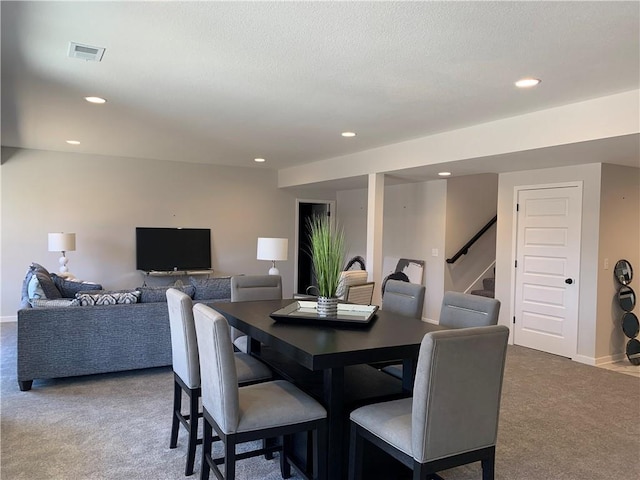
(257, 237, 288, 275)
(48, 232, 76, 275)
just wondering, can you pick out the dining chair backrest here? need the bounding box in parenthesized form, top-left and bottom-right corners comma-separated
(382, 280, 425, 319)
(411, 325, 509, 463)
(335, 270, 369, 298)
(231, 275, 282, 302)
(193, 303, 240, 434)
(166, 288, 200, 389)
(439, 291, 500, 328)
(344, 282, 375, 305)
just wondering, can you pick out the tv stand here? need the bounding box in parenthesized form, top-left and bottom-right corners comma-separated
(143, 270, 214, 277)
(139, 269, 215, 287)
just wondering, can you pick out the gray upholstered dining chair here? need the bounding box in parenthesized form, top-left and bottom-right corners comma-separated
(193, 303, 328, 480)
(439, 291, 501, 329)
(382, 280, 425, 319)
(349, 325, 509, 480)
(166, 288, 272, 476)
(230, 274, 282, 352)
(382, 291, 501, 379)
(371, 280, 426, 374)
(344, 282, 375, 305)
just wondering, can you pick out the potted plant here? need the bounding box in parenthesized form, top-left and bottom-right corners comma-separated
(307, 214, 345, 316)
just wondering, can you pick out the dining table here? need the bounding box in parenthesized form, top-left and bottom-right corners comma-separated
(212, 298, 446, 480)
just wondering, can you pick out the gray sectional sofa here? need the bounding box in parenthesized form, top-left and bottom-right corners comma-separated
(17, 263, 232, 391)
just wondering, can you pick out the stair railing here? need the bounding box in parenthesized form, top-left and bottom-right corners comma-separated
(446, 215, 497, 264)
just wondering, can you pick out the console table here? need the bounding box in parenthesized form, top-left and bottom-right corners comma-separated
(139, 269, 214, 286)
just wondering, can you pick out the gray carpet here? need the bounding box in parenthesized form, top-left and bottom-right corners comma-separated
(2, 321, 639, 480)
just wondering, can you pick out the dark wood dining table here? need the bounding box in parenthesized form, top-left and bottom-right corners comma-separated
(212, 298, 446, 479)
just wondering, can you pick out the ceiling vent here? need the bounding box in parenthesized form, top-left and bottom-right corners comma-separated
(68, 42, 105, 62)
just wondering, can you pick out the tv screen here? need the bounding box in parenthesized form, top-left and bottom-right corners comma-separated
(136, 227, 212, 272)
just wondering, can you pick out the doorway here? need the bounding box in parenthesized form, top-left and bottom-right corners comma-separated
(295, 200, 335, 295)
(512, 183, 582, 358)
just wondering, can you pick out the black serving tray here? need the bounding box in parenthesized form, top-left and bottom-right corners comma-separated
(270, 301, 378, 326)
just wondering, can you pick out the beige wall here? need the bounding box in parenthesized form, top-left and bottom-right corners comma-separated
(1, 147, 333, 319)
(338, 178, 447, 322)
(596, 164, 640, 360)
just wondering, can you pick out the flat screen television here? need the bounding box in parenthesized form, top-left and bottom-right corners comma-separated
(136, 227, 212, 272)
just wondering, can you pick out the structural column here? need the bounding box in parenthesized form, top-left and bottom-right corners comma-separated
(366, 173, 385, 306)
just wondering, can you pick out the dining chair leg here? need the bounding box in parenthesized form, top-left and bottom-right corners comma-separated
(170, 379, 182, 449)
(201, 419, 212, 480)
(481, 452, 495, 480)
(279, 435, 292, 479)
(348, 423, 363, 480)
(185, 389, 200, 476)
(225, 437, 236, 480)
(264, 437, 275, 459)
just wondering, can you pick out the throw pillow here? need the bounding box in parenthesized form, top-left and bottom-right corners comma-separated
(29, 263, 62, 299)
(76, 290, 141, 306)
(190, 276, 231, 301)
(21, 268, 35, 301)
(136, 285, 196, 303)
(51, 274, 103, 298)
(30, 298, 80, 308)
(27, 275, 47, 299)
(30, 262, 50, 275)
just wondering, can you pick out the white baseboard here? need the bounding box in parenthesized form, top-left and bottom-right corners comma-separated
(594, 352, 626, 365)
(573, 352, 626, 366)
(422, 317, 438, 325)
(1, 315, 17, 323)
(573, 354, 596, 366)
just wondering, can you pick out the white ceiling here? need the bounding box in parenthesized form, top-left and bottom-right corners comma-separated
(2, 1, 639, 180)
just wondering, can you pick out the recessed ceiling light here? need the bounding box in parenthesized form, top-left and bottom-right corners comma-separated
(341, 132, 356, 137)
(438, 172, 451, 177)
(254, 158, 266, 163)
(84, 96, 106, 104)
(66, 140, 80, 145)
(515, 78, 541, 88)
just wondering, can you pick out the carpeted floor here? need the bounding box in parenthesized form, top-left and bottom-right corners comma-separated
(1, 321, 639, 480)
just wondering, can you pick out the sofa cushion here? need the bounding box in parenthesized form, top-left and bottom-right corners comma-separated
(136, 285, 196, 303)
(190, 276, 231, 300)
(51, 274, 103, 298)
(30, 298, 80, 308)
(76, 290, 141, 306)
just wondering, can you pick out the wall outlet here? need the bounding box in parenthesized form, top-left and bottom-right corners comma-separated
(604, 258, 609, 270)
(432, 248, 439, 257)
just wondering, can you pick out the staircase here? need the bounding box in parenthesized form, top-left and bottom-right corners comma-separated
(470, 276, 495, 298)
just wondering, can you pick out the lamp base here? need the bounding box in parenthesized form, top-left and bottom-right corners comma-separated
(268, 266, 280, 276)
(58, 255, 69, 273)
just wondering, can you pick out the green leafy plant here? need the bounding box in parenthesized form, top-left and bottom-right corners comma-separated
(307, 215, 345, 298)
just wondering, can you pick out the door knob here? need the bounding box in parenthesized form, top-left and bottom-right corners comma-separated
(565, 278, 573, 284)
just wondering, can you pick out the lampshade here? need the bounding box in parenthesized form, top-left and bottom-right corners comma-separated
(257, 237, 288, 275)
(257, 237, 288, 261)
(48, 233, 76, 252)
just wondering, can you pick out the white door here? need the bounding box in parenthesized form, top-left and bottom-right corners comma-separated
(513, 184, 582, 358)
